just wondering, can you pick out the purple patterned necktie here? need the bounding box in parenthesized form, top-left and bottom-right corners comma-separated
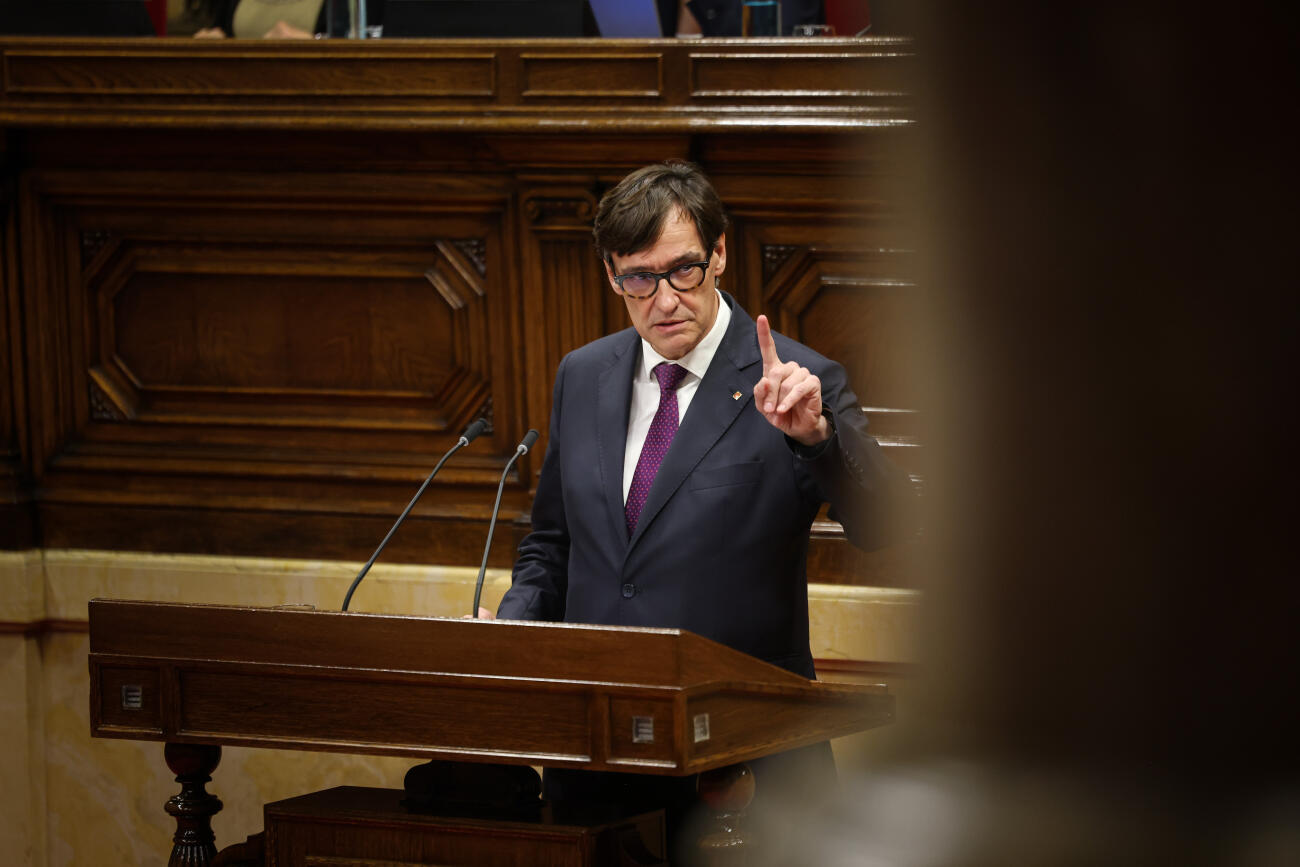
(625, 362, 688, 537)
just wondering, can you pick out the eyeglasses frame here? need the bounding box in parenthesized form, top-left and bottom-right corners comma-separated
(610, 255, 713, 300)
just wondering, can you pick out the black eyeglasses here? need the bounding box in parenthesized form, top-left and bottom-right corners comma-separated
(611, 256, 711, 300)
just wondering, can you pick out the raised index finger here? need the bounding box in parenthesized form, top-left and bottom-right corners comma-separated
(756, 314, 781, 371)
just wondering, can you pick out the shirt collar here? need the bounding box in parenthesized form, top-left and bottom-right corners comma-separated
(638, 288, 731, 382)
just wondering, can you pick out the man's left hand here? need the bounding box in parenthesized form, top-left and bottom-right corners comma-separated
(753, 315, 830, 447)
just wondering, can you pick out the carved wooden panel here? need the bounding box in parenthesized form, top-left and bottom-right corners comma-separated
(763, 245, 921, 462)
(717, 170, 923, 584)
(519, 53, 664, 99)
(0, 42, 916, 584)
(2, 50, 500, 100)
(84, 237, 484, 428)
(718, 172, 921, 477)
(17, 158, 529, 564)
(1, 164, 36, 548)
(518, 183, 621, 452)
(0, 38, 913, 130)
(689, 51, 910, 99)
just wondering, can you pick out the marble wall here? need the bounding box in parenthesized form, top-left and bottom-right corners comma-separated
(0, 549, 918, 865)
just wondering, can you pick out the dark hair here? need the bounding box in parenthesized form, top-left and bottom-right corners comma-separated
(592, 160, 729, 263)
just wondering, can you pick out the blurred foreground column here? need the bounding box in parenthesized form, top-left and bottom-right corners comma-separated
(768, 3, 1300, 864)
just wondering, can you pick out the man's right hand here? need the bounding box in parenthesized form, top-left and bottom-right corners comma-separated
(463, 607, 496, 620)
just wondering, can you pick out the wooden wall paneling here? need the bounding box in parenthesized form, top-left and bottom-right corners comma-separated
(698, 133, 895, 309)
(0, 135, 36, 548)
(39, 503, 534, 570)
(713, 162, 920, 586)
(17, 168, 80, 481)
(0, 40, 916, 582)
(50, 175, 505, 437)
(0, 38, 912, 131)
(482, 135, 694, 176)
(23, 156, 533, 566)
(516, 176, 617, 465)
(764, 245, 921, 438)
(721, 182, 920, 472)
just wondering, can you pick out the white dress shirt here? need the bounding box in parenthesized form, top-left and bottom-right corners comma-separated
(622, 290, 732, 503)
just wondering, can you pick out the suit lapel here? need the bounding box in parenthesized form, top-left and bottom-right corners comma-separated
(626, 297, 762, 553)
(596, 331, 640, 549)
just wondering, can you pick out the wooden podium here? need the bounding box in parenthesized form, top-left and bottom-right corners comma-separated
(89, 599, 894, 865)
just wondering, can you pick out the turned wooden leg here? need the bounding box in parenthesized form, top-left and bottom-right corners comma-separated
(163, 743, 223, 867)
(697, 763, 755, 867)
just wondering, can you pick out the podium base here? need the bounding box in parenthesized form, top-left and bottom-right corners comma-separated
(263, 785, 666, 866)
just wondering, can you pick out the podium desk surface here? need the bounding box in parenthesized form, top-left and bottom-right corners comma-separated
(89, 599, 892, 776)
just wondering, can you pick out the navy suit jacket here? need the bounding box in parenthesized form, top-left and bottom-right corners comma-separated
(497, 294, 906, 678)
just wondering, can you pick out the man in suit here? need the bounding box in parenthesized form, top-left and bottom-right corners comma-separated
(494, 160, 904, 669)
(488, 160, 908, 859)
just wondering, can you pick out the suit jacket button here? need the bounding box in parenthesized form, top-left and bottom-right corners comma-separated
(622, 583, 636, 599)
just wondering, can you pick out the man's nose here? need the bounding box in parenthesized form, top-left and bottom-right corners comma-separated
(654, 280, 678, 310)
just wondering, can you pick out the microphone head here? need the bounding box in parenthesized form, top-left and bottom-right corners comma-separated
(518, 429, 540, 454)
(460, 418, 488, 445)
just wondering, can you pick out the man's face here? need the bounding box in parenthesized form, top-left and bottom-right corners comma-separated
(606, 210, 727, 361)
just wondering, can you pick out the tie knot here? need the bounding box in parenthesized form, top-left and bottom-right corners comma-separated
(653, 362, 688, 393)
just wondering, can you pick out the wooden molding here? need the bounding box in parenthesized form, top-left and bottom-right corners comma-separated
(1, 41, 917, 585)
(1, 614, 908, 684)
(5, 613, 901, 683)
(0, 38, 913, 132)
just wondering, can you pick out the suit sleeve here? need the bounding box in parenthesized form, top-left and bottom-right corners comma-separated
(496, 356, 570, 621)
(790, 357, 917, 552)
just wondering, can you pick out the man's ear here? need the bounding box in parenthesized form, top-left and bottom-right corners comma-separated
(713, 233, 727, 277)
(603, 257, 619, 290)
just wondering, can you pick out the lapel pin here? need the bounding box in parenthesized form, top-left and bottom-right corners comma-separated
(731, 391, 742, 400)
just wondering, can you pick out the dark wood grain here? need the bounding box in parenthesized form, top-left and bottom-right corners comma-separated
(88, 600, 893, 776)
(177, 667, 593, 758)
(0, 38, 912, 130)
(1, 39, 918, 585)
(164, 743, 223, 867)
(1, 139, 36, 550)
(89, 599, 805, 685)
(684, 687, 894, 772)
(39, 502, 528, 568)
(264, 787, 667, 867)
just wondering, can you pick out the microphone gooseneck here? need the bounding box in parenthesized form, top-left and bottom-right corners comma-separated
(472, 429, 539, 617)
(341, 418, 487, 612)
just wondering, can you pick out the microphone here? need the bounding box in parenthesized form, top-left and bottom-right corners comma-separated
(472, 429, 539, 617)
(341, 418, 488, 611)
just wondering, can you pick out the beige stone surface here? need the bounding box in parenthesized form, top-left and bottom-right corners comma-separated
(39, 549, 514, 621)
(809, 584, 920, 663)
(0, 551, 46, 623)
(1, 548, 919, 865)
(0, 633, 46, 866)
